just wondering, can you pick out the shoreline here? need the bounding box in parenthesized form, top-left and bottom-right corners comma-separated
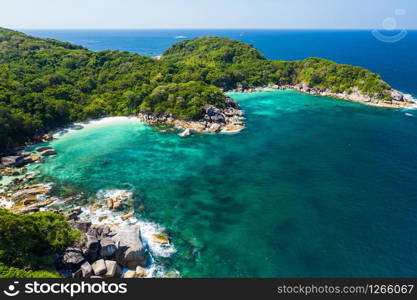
(226, 84, 417, 109)
(0, 103, 246, 277)
(0, 118, 179, 278)
(1, 85, 417, 278)
(0, 175, 178, 278)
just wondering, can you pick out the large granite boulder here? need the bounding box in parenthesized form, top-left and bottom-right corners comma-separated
(70, 220, 92, 233)
(91, 259, 107, 276)
(85, 234, 100, 261)
(225, 97, 240, 109)
(135, 266, 148, 278)
(391, 90, 404, 102)
(114, 226, 148, 268)
(17, 199, 55, 214)
(104, 260, 121, 278)
(62, 248, 86, 270)
(178, 128, 191, 137)
(404, 94, 415, 103)
(39, 149, 57, 157)
(1, 156, 26, 167)
(100, 237, 117, 257)
(211, 114, 226, 124)
(36, 146, 53, 152)
(204, 105, 216, 116)
(80, 261, 93, 278)
(11, 184, 50, 202)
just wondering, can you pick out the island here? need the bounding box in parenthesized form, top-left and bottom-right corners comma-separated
(0, 27, 415, 278)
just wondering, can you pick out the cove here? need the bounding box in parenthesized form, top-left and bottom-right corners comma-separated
(33, 90, 417, 277)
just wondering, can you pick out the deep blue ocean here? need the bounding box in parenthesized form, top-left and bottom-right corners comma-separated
(20, 30, 417, 277)
(23, 29, 417, 97)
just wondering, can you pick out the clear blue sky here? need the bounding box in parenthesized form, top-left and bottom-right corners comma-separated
(1, 0, 416, 29)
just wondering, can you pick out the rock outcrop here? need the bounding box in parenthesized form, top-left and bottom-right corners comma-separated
(113, 226, 148, 268)
(229, 83, 417, 108)
(58, 224, 149, 278)
(11, 184, 51, 202)
(138, 96, 245, 135)
(36, 146, 57, 157)
(1, 152, 34, 168)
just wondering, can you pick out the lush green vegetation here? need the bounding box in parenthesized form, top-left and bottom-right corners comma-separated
(0, 29, 394, 152)
(162, 37, 393, 99)
(0, 209, 80, 278)
(0, 263, 61, 278)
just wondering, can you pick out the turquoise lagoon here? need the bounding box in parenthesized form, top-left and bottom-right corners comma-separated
(33, 90, 417, 277)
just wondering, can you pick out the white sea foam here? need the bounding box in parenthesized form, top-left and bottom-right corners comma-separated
(76, 188, 177, 278)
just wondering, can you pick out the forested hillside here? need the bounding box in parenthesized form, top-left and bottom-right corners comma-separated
(0, 29, 397, 152)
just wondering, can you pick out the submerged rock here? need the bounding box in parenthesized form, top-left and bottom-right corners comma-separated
(221, 124, 245, 133)
(106, 196, 122, 210)
(17, 198, 55, 214)
(123, 270, 136, 278)
(39, 149, 57, 157)
(152, 233, 170, 245)
(178, 128, 191, 137)
(36, 146, 53, 152)
(1, 168, 19, 176)
(1, 156, 28, 168)
(11, 184, 51, 202)
(121, 212, 134, 221)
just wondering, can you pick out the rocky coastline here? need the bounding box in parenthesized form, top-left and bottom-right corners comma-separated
(138, 96, 245, 136)
(0, 100, 245, 276)
(0, 96, 246, 278)
(1, 177, 176, 278)
(2, 83, 414, 278)
(227, 83, 417, 108)
(0, 142, 177, 278)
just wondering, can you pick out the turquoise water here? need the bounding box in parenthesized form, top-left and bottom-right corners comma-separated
(34, 90, 417, 277)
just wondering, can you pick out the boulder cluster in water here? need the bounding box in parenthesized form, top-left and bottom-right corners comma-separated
(0, 96, 246, 278)
(58, 223, 150, 278)
(138, 96, 245, 137)
(1, 177, 174, 278)
(0, 137, 175, 278)
(0, 145, 57, 190)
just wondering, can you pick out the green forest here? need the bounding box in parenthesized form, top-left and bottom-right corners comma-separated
(0, 28, 395, 152)
(0, 209, 80, 278)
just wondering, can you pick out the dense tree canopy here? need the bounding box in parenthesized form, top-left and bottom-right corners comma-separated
(0, 29, 395, 152)
(0, 209, 80, 277)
